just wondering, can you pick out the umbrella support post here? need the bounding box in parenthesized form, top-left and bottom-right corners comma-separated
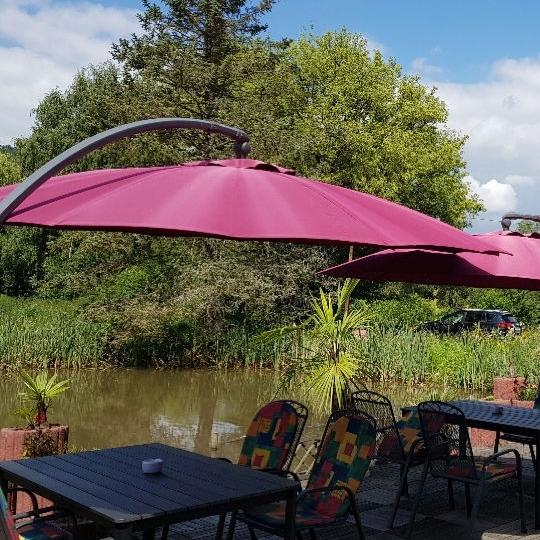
(0, 118, 250, 224)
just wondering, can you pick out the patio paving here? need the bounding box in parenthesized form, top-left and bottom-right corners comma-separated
(157, 444, 540, 540)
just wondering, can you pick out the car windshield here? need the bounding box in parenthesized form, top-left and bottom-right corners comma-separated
(503, 315, 518, 323)
(440, 312, 464, 324)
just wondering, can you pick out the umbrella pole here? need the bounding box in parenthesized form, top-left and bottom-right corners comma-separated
(343, 246, 354, 315)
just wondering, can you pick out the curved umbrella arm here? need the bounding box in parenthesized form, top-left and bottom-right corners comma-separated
(0, 117, 250, 224)
(501, 213, 540, 231)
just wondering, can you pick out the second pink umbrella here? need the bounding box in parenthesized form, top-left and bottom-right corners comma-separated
(321, 224, 540, 290)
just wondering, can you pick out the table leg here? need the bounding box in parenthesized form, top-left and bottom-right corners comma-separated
(536, 434, 540, 529)
(284, 490, 296, 540)
(458, 425, 467, 459)
(113, 527, 133, 540)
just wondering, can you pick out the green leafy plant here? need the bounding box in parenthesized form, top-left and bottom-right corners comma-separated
(17, 371, 70, 428)
(22, 430, 64, 458)
(255, 279, 369, 412)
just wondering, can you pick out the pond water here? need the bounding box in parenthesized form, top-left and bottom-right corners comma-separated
(0, 369, 483, 461)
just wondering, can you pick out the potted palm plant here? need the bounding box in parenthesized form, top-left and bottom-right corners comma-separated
(0, 371, 70, 461)
(255, 279, 369, 412)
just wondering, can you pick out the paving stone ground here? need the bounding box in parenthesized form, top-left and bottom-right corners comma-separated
(158, 444, 540, 540)
(74, 443, 538, 539)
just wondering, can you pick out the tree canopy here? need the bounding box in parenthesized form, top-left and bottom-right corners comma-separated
(2, 0, 490, 364)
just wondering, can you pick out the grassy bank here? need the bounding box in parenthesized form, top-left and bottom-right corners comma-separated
(0, 295, 539, 394)
(0, 296, 106, 369)
(356, 326, 540, 391)
(250, 326, 540, 393)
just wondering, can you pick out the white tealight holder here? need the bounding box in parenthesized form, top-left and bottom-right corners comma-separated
(142, 458, 163, 474)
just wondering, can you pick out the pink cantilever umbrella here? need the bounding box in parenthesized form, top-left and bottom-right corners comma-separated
(321, 214, 540, 290)
(0, 118, 500, 254)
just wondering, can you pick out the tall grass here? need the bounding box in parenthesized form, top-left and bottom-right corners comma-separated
(249, 325, 540, 392)
(354, 326, 540, 390)
(1, 293, 539, 391)
(0, 296, 106, 369)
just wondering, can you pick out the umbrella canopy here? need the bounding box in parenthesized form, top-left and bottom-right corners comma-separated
(0, 158, 501, 253)
(320, 231, 540, 290)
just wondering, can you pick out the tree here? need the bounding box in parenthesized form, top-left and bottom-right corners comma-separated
(517, 220, 540, 234)
(110, 0, 275, 156)
(230, 31, 482, 228)
(0, 151, 21, 186)
(9, 13, 485, 364)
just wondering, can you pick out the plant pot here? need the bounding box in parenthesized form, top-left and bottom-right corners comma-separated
(493, 376, 526, 401)
(0, 424, 68, 513)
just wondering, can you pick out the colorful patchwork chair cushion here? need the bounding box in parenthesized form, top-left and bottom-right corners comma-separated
(243, 499, 337, 528)
(0, 488, 70, 540)
(378, 408, 426, 458)
(246, 414, 376, 528)
(0, 488, 18, 540)
(303, 414, 376, 518)
(445, 456, 517, 482)
(238, 401, 300, 470)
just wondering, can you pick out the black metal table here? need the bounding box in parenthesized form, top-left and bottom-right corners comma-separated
(0, 443, 300, 539)
(449, 400, 540, 528)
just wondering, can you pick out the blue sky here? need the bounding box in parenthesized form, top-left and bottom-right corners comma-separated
(3, 0, 540, 231)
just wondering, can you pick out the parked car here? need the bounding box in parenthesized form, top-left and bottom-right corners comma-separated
(420, 309, 522, 335)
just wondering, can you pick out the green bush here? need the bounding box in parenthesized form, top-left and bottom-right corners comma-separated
(353, 295, 445, 328)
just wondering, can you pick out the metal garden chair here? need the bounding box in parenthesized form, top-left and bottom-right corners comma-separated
(1, 485, 75, 539)
(494, 382, 540, 469)
(230, 409, 377, 540)
(406, 400, 526, 540)
(201, 400, 307, 540)
(351, 390, 430, 529)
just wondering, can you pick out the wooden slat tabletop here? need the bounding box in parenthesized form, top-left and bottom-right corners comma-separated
(450, 399, 540, 436)
(0, 443, 299, 531)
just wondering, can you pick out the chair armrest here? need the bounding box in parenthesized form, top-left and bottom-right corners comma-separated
(261, 469, 301, 482)
(7, 487, 39, 514)
(483, 448, 522, 470)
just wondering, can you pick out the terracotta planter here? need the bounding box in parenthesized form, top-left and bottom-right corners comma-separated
(0, 425, 68, 513)
(493, 376, 526, 401)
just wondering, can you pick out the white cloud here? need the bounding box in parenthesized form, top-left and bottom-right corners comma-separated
(411, 57, 443, 76)
(504, 174, 535, 186)
(465, 175, 517, 214)
(427, 56, 540, 230)
(0, 0, 139, 145)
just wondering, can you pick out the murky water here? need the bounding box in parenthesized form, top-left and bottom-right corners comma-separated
(0, 369, 481, 461)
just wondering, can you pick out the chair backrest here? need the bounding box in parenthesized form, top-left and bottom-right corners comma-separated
(534, 382, 540, 409)
(238, 400, 308, 471)
(352, 390, 404, 459)
(304, 410, 376, 518)
(0, 489, 18, 540)
(418, 401, 478, 481)
(352, 390, 426, 460)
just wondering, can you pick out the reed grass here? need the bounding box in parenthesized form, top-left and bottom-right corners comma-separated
(0, 296, 107, 369)
(248, 325, 540, 391)
(1, 293, 539, 392)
